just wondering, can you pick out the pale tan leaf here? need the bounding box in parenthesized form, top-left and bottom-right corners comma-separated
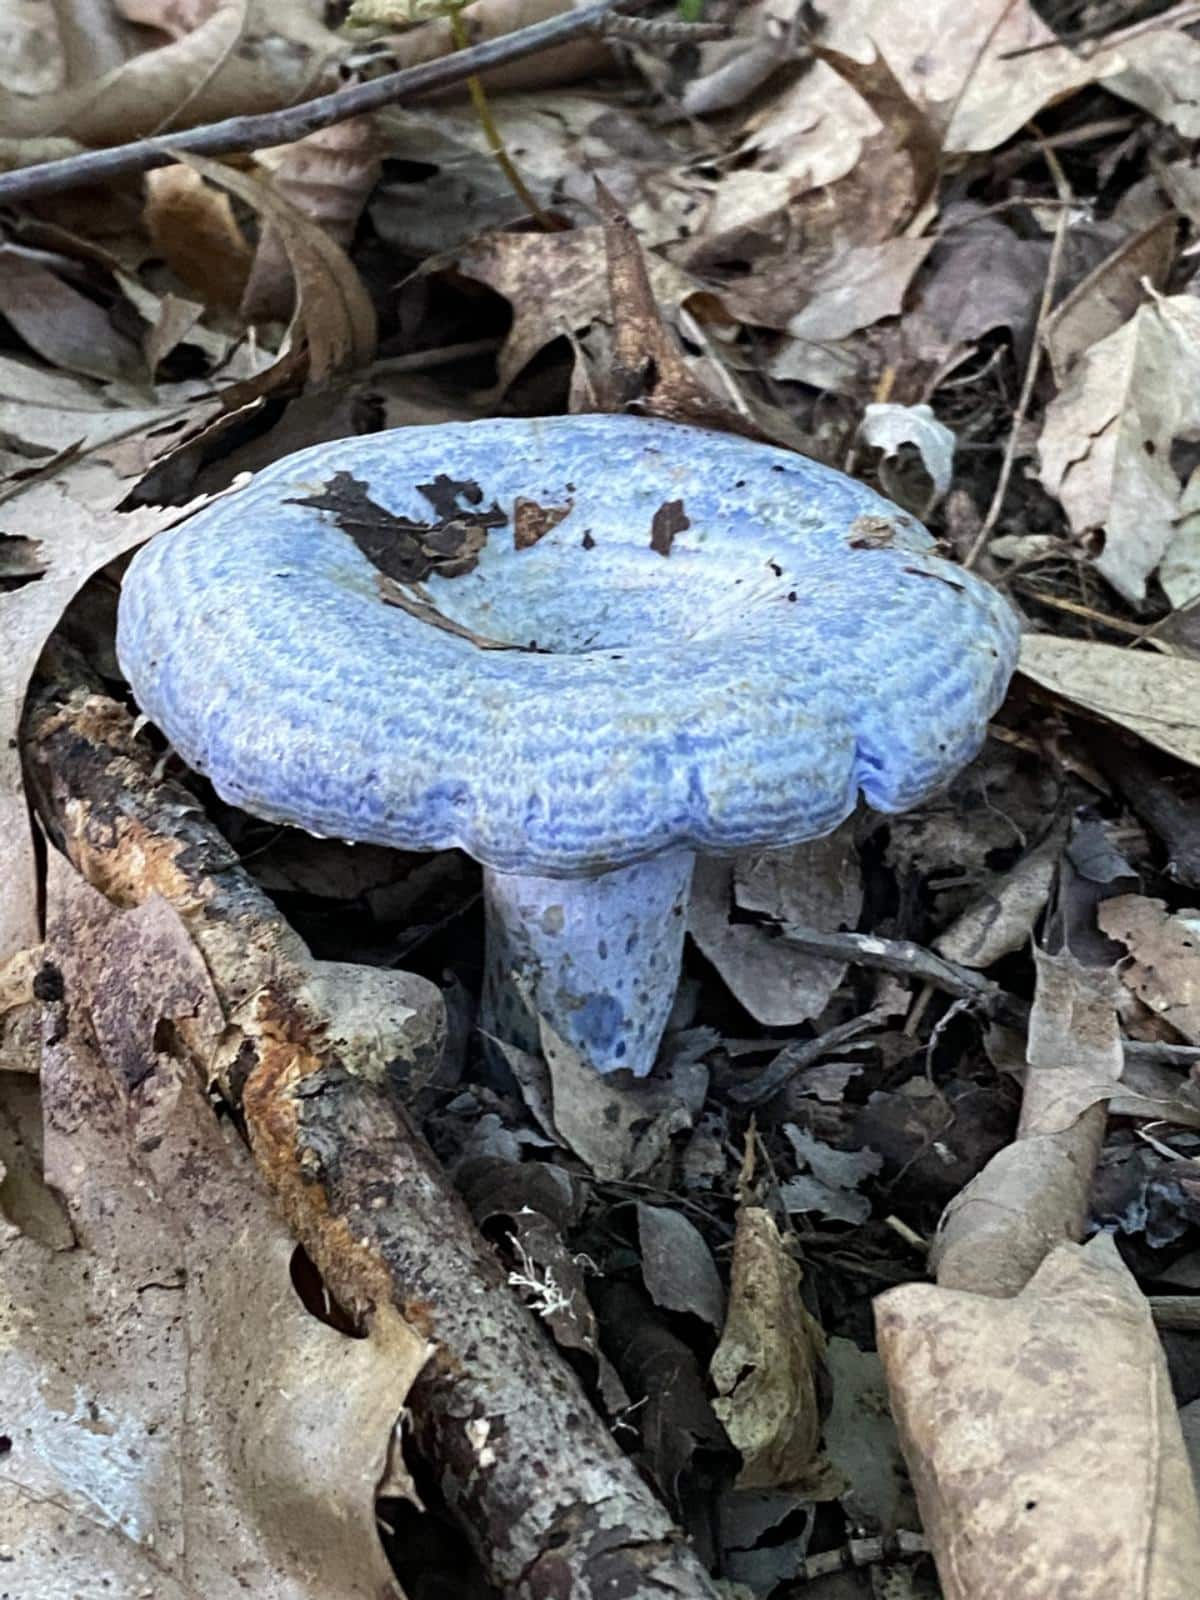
(0, 0, 342, 144)
(877, 1235, 1200, 1600)
(0, 857, 427, 1598)
(0, 246, 146, 385)
(1018, 635, 1200, 770)
(689, 825, 862, 1029)
(1099, 28, 1200, 138)
(1037, 294, 1200, 602)
(243, 114, 385, 323)
(710, 1206, 829, 1493)
(932, 948, 1118, 1297)
(1099, 895, 1200, 1046)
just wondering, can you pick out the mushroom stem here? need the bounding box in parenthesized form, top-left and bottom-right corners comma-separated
(481, 850, 695, 1077)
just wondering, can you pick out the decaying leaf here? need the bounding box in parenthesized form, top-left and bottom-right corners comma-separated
(1037, 293, 1200, 602)
(1098, 895, 1200, 1045)
(1019, 636, 1200, 771)
(637, 1201, 726, 1332)
(710, 1205, 829, 1494)
(0, 857, 429, 1598)
(877, 1234, 1200, 1599)
(688, 826, 863, 1028)
(933, 948, 1121, 1297)
(857, 401, 955, 502)
(0, 0, 343, 146)
(180, 154, 377, 382)
(0, 478, 213, 963)
(779, 1127, 882, 1227)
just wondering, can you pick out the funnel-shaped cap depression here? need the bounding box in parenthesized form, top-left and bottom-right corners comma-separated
(117, 414, 1019, 876)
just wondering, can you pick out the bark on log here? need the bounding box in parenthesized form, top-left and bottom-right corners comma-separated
(22, 675, 721, 1600)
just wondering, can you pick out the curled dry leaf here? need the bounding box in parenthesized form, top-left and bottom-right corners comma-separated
(1019, 636, 1200, 771)
(1042, 213, 1176, 385)
(0, 245, 146, 386)
(356, 0, 611, 96)
(933, 948, 1120, 1297)
(179, 153, 377, 383)
(876, 1234, 1200, 1600)
(242, 115, 385, 323)
(710, 1205, 830, 1494)
(857, 401, 955, 501)
(0, 857, 429, 1599)
(933, 815, 1068, 970)
(1037, 293, 1200, 603)
(144, 163, 254, 311)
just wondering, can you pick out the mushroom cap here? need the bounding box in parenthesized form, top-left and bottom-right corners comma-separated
(117, 414, 1019, 876)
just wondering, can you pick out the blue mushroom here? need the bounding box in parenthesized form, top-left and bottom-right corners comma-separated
(117, 414, 1019, 1078)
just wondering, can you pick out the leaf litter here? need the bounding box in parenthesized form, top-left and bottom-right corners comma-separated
(5, 0, 1200, 1594)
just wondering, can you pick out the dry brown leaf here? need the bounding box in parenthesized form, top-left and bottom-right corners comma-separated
(144, 163, 254, 311)
(0, 856, 427, 1597)
(0, 0, 342, 145)
(932, 949, 1119, 1297)
(535, 1019, 708, 1182)
(820, 0, 1112, 155)
(1043, 214, 1177, 384)
(1019, 636, 1200, 770)
(243, 114, 385, 323)
(0, 0, 67, 95)
(180, 154, 377, 383)
(0, 945, 41, 1019)
(1038, 292, 1200, 602)
(782, 238, 934, 343)
(451, 223, 711, 400)
(1099, 895, 1200, 1045)
(0, 246, 146, 385)
(876, 1234, 1200, 1600)
(688, 825, 862, 1028)
(360, 0, 610, 95)
(710, 1205, 829, 1493)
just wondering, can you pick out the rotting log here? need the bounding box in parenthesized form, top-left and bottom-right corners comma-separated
(22, 673, 721, 1600)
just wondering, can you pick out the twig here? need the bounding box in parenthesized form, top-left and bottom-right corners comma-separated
(22, 666, 723, 1600)
(999, 0, 1200, 58)
(0, 0, 651, 205)
(779, 924, 1008, 1009)
(963, 134, 1072, 570)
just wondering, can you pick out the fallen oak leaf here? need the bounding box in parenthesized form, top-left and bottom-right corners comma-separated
(0, 853, 429, 1598)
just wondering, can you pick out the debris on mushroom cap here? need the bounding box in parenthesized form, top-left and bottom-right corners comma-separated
(116, 413, 1020, 877)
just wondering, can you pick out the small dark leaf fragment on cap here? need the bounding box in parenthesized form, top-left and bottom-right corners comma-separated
(289, 470, 505, 582)
(650, 498, 689, 557)
(514, 497, 573, 550)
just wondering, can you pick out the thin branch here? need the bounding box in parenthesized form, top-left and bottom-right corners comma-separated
(0, 0, 651, 205)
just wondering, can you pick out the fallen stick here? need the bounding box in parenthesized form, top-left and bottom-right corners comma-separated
(0, 0, 651, 205)
(22, 671, 720, 1600)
